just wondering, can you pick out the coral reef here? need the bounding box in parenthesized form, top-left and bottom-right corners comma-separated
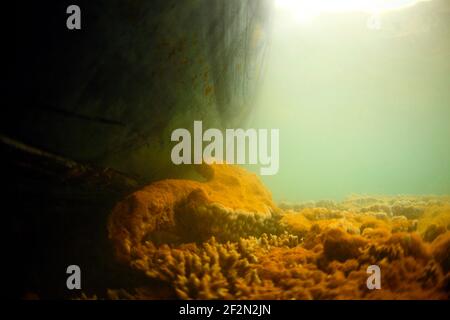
(108, 163, 281, 263)
(102, 165, 450, 300)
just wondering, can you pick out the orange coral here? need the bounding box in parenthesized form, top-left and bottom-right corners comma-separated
(432, 232, 450, 274)
(322, 228, 367, 262)
(103, 165, 450, 300)
(108, 163, 280, 263)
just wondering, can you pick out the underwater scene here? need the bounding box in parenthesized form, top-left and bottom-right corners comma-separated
(101, 163, 450, 300)
(11, 0, 450, 302)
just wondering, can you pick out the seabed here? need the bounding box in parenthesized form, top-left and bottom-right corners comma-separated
(75, 163, 450, 300)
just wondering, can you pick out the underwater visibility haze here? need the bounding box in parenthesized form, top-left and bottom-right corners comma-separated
(248, 0, 450, 202)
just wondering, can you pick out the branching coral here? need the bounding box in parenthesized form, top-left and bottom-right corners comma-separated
(124, 234, 300, 299)
(102, 166, 450, 300)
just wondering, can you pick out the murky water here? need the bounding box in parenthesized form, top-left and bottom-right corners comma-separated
(246, 6, 450, 202)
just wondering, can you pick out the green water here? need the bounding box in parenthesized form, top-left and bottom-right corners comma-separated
(247, 8, 450, 202)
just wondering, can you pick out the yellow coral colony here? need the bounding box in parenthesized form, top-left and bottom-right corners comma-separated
(106, 164, 450, 300)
